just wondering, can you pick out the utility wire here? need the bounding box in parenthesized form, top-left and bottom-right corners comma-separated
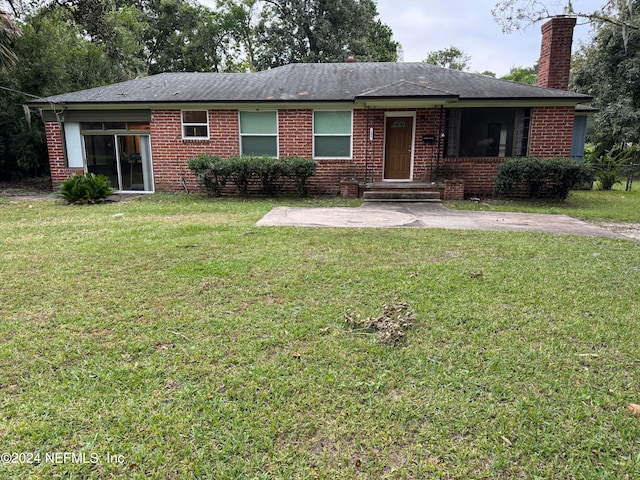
(0, 84, 45, 99)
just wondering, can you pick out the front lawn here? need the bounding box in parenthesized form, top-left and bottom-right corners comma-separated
(447, 186, 640, 222)
(1, 194, 639, 479)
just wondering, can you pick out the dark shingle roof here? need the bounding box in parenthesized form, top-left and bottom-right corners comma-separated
(33, 62, 591, 105)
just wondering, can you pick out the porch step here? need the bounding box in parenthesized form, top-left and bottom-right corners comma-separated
(362, 190, 441, 202)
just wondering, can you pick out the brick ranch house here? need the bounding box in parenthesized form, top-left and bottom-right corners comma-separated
(33, 16, 591, 199)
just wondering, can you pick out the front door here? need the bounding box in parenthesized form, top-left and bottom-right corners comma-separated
(384, 116, 414, 180)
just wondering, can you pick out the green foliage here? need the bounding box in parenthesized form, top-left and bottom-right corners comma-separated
(500, 65, 538, 84)
(282, 156, 317, 196)
(0, 9, 19, 70)
(188, 155, 317, 196)
(494, 157, 590, 199)
(141, 0, 237, 74)
(253, 156, 285, 195)
(188, 155, 231, 197)
(572, 11, 640, 149)
(365, 19, 400, 63)
(424, 46, 471, 70)
(0, 6, 123, 180)
(225, 155, 257, 196)
(59, 173, 114, 204)
(253, 0, 398, 68)
(585, 144, 640, 190)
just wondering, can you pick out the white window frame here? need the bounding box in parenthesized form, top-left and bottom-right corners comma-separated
(63, 122, 84, 168)
(181, 110, 210, 140)
(313, 110, 353, 160)
(239, 110, 279, 157)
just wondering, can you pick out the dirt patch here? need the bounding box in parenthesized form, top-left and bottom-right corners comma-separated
(598, 222, 640, 241)
(0, 177, 53, 195)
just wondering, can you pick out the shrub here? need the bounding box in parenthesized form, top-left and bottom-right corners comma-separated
(494, 157, 590, 200)
(281, 156, 317, 196)
(254, 156, 285, 195)
(226, 155, 259, 196)
(187, 155, 231, 197)
(59, 173, 113, 204)
(187, 155, 317, 197)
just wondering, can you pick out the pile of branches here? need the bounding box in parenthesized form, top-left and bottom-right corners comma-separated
(345, 299, 417, 345)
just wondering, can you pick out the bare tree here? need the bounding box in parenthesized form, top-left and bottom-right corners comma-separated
(492, 0, 638, 32)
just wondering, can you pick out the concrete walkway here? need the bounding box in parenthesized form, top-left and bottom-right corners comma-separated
(257, 202, 624, 239)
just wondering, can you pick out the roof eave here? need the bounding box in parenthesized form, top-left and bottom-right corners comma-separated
(30, 95, 594, 111)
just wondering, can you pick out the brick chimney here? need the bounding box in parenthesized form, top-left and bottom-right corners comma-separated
(537, 16, 576, 90)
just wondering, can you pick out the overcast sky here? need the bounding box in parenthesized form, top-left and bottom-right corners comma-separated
(376, 0, 604, 76)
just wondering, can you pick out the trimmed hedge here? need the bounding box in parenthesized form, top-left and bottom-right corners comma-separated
(494, 157, 591, 200)
(187, 155, 231, 197)
(188, 155, 317, 196)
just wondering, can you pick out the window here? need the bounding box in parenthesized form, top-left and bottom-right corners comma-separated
(63, 122, 83, 168)
(445, 108, 531, 158)
(239, 111, 278, 156)
(182, 111, 209, 139)
(313, 111, 352, 158)
(80, 122, 150, 132)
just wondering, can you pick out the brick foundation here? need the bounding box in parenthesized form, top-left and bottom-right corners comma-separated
(340, 179, 359, 199)
(443, 179, 465, 200)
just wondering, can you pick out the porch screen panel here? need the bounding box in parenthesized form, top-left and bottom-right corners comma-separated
(314, 111, 352, 158)
(445, 108, 530, 158)
(445, 110, 460, 157)
(240, 111, 278, 156)
(514, 109, 531, 157)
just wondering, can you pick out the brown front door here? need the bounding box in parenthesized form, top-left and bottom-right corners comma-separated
(384, 116, 414, 180)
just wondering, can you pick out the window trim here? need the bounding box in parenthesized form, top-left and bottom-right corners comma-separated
(239, 110, 279, 157)
(313, 110, 353, 160)
(181, 110, 210, 140)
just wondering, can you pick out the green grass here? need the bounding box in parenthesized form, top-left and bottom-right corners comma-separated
(446, 185, 640, 222)
(1, 194, 639, 479)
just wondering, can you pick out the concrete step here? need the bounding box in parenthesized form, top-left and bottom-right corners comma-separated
(362, 190, 441, 202)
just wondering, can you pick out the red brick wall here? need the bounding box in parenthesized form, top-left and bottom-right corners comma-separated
(46, 121, 84, 189)
(150, 110, 240, 192)
(439, 157, 503, 197)
(444, 179, 465, 200)
(279, 109, 313, 157)
(529, 106, 575, 158)
(43, 104, 577, 196)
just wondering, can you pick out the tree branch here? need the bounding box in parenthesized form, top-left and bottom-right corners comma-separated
(492, 0, 639, 33)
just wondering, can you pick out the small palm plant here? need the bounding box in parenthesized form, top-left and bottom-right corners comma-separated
(586, 144, 640, 191)
(59, 173, 114, 204)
